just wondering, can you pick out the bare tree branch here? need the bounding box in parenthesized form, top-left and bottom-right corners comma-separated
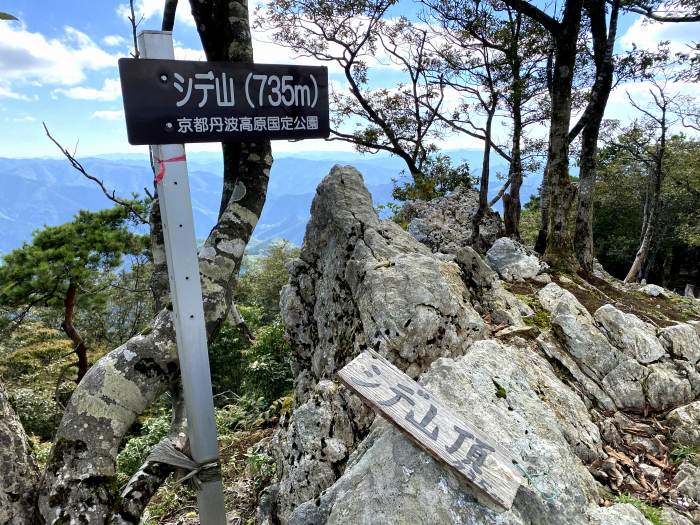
(43, 122, 148, 224)
(128, 0, 144, 58)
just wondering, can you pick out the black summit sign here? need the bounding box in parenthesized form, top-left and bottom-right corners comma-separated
(118, 58, 330, 145)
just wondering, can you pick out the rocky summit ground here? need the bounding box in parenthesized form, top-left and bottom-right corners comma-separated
(258, 165, 700, 525)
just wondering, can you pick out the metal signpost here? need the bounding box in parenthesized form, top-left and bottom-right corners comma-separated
(121, 30, 329, 524)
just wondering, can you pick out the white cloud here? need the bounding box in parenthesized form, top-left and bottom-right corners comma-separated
(11, 116, 37, 122)
(53, 78, 122, 101)
(116, 0, 196, 28)
(174, 46, 206, 61)
(91, 110, 125, 121)
(103, 34, 127, 47)
(620, 15, 700, 54)
(0, 23, 116, 95)
(0, 85, 32, 100)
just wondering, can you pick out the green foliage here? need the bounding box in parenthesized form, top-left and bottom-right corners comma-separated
(515, 293, 552, 330)
(244, 444, 276, 492)
(243, 320, 293, 404)
(519, 195, 541, 248)
(237, 241, 299, 323)
(209, 322, 250, 403)
(392, 154, 472, 202)
(1, 323, 76, 439)
(116, 409, 171, 485)
(594, 132, 700, 281)
(670, 445, 699, 465)
(9, 387, 64, 440)
(215, 396, 269, 432)
(613, 495, 668, 525)
(0, 204, 148, 308)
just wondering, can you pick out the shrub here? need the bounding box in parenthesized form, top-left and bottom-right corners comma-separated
(243, 320, 293, 404)
(9, 388, 63, 440)
(116, 409, 171, 485)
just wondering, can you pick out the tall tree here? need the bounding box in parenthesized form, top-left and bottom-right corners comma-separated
(618, 81, 678, 282)
(37, 0, 274, 522)
(425, 0, 549, 239)
(257, 0, 468, 198)
(0, 206, 147, 381)
(500, 0, 584, 268)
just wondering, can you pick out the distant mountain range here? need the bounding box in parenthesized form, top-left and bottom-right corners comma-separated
(0, 150, 542, 256)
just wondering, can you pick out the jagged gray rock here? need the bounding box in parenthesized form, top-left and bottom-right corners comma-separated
(640, 283, 670, 298)
(0, 383, 39, 525)
(270, 166, 489, 519)
(659, 324, 700, 364)
(537, 283, 621, 381)
(594, 305, 666, 364)
(282, 340, 644, 525)
(264, 165, 698, 525)
(405, 186, 503, 253)
(667, 401, 700, 447)
(536, 283, 697, 414)
(486, 237, 546, 281)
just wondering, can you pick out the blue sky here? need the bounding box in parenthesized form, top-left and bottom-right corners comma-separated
(0, 0, 698, 159)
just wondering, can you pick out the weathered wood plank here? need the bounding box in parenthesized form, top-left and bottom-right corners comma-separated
(338, 349, 523, 510)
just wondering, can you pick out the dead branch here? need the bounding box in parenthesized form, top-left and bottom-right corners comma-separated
(43, 122, 148, 224)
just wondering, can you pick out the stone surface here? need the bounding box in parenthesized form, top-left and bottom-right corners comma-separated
(0, 382, 39, 525)
(640, 284, 670, 298)
(271, 166, 488, 517)
(264, 165, 698, 525)
(486, 237, 545, 281)
(674, 462, 700, 502)
(594, 305, 666, 364)
(644, 362, 693, 411)
(405, 186, 503, 253)
(659, 324, 700, 364)
(537, 283, 621, 381)
(282, 340, 635, 525)
(667, 401, 700, 447)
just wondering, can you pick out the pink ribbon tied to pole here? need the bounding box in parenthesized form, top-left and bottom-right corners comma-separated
(154, 154, 187, 184)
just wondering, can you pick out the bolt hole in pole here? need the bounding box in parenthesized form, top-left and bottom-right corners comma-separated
(137, 30, 227, 525)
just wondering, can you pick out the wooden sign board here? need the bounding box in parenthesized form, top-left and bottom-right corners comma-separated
(338, 350, 523, 510)
(118, 58, 330, 145)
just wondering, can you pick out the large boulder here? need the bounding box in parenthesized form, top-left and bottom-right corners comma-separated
(0, 383, 39, 525)
(486, 238, 547, 281)
(666, 401, 700, 447)
(536, 283, 697, 414)
(405, 186, 503, 253)
(263, 165, 699, 524)
(594, 304, 665, 364)
(280, 340, 646, 525)
(271, 166, 488, 518)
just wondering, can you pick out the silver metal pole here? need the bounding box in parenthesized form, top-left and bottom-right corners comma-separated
(138, 29, 227, 525)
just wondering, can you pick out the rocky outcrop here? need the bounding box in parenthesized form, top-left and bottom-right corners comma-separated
(667, 402, 700, 447)
(271, 166, 493, 518)
(536, 282, 699, 414)
(486, 237, 547, 281)
(405, 186, 502, 253)
(263, 166, 700, 525)
(1, 383, 39, 525)
(281, 340, 638, 525)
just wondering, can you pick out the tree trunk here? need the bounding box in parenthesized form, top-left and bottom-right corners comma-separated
(38, 1, 272, 522)
(61, 281, 89, 382)
(471, 106, 495, 248)
(543, 1, 583, 269)
(625, 160, 664, 283)
(573, 0, 619, 273)
(504, 66, 523, 238)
